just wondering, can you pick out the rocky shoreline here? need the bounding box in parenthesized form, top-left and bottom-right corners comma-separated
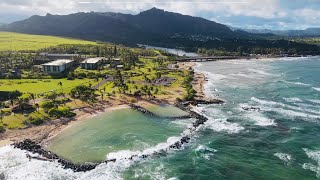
(12, 98, 224, 172)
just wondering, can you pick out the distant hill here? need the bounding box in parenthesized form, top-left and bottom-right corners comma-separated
(232, 27, 320, 37)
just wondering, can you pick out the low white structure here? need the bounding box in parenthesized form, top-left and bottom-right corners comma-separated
(80, 57, 104, 70)
(42, 59, 74, 73)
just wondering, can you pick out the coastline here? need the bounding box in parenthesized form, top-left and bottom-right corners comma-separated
(177, 62, 210, 101)
(0, 61, 209, 148)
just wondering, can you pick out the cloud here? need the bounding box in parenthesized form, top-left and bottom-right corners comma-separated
(0, 0, 320, 30)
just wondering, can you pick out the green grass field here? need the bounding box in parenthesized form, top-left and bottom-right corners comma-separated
(0, 79, 94, 94)
(0, 31, 96, 51)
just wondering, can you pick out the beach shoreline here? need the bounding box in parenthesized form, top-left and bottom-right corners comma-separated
(0, 61, 210, 148)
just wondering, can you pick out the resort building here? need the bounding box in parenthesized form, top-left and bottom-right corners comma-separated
(39, 53, 80, 60)
(41, 59, 74, 74)
(80, 57, 104, 70)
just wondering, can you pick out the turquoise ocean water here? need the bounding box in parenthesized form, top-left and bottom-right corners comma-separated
(0, 57, 319, 179)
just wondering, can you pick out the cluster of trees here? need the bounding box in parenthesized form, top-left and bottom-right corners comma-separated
(120, 51, 139, 70)
(113, 70, 128, 93)
(69, 85, 96, 102)
(152, 35, 320, 56)
(182, 70, 196, 100)
(139, 85, 159, 98)
(0, 52, 35, 78)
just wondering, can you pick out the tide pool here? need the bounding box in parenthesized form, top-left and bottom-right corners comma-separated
(47, 107, 189, 164)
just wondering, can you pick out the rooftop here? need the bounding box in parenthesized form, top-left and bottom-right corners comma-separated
(81, 57, 104, 64)
(42, 59, 74, 66)
(39, 53, 80, 57)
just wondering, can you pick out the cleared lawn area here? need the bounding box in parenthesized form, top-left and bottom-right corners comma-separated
(0, 79, 94, 94)
(0, 31, 96, 51)
(2, 114, 27, 129)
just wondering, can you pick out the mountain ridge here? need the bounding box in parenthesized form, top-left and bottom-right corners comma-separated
(1, 8, 319, 55)
(0, 8, 235, 46)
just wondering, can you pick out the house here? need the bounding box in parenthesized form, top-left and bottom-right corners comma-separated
(80, 57, 104, 70)
(109, 58, 123, 68)
(42, 59, 74, 74)
(39, 53, 80, 60)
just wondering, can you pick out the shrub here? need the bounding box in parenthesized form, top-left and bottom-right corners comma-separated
(28, 116, 45, 125)
(48, 107, 76, 118)
(130, 99, 137, 103)
(1, 108, 12, 115)
(41, 101, 55, 112)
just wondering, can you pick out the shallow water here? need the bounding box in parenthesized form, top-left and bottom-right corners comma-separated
(141, 45, 199, 57)
(1, 57, 320, 179)
(144, 104, 190, 118)
(47, 108, 188, 164)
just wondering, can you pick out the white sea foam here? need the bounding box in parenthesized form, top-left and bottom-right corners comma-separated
(0, 145, 79, 180)
(309, 99, 320, 104)
(245, 112, 277, 126)
(198, 108, 245, 134)
(283, 97, 302, 103)
(133, 163, 169, 180)
(248, 68, 275, 77)
(282, 80, 311, 86)
(302, 148, 320, 177)
(0, 145, 142, 180)
(195, 145, 217, 160)
(274, 152, 293, 165)
(251, 97, 320, 120)
(313, 87, 320, 92)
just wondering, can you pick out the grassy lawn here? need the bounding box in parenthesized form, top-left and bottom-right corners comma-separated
(0, 31, 96, 51)
(0, 78, 94, 94)
(2, 113, 27, 129)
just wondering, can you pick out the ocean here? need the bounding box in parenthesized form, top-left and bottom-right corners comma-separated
(0, 57, 319, 179)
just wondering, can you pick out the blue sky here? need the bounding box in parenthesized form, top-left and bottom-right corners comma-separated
(0, 0, 319, 30)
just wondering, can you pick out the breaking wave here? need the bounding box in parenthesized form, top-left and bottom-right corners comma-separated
(302, 148, 320, 178)
(274, 152, 293, 165)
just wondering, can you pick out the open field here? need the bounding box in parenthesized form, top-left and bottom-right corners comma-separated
(0, 31, 96, 51)
(0, 79, 94, 94)
(294, 37, 320, 45)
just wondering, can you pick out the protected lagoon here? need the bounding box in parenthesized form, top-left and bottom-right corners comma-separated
(47, 106, 190, 164)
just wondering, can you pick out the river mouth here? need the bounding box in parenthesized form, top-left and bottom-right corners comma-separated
(47, 106, 191, 164)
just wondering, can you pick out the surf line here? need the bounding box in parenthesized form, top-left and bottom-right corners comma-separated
(12, 99, 224, 172)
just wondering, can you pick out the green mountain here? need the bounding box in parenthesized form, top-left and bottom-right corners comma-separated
(1, 8, 319, 54)
(1, 8, 234, 45)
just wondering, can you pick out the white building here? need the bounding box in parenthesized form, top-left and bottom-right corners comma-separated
(80, 57, 104, 70)
(42, 59, 74, 74)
